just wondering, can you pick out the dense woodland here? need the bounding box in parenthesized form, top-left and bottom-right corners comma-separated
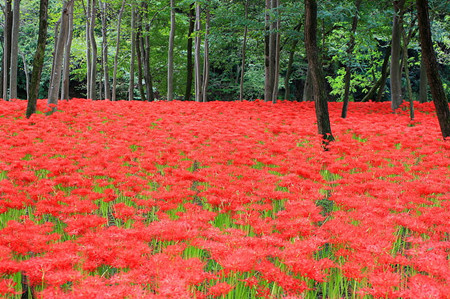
(0, 1, 449, 124)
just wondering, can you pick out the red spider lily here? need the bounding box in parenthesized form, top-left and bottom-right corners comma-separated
(0, 99, 448, 297)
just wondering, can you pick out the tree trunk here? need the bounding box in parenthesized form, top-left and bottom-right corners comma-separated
(341, 0, 362, 118)
(418, 55, 428, 103)
(375, 45, 392, 102)
(360, 45, 391, 103)
(26, 0, 48, 118)
(84, 0, 91, 99)
(401, 26, 414, 120)
(112, 0, 125, 101)
(305, 0, 334, 143)
(390, 0, 405, 111)
(194, 2, 202, 102)
(185, 4, 194, 101)
(101, 1, 110, 100)
(202, 8, 210, 103)
(19, 51, 29, 101)
(129, 4, 136, 101)
(167, 0, 176, 101)
(239, 0, 249, 101)
(9, 0, 20, 100)
(264, 0, 272, 102)
(89, 0, 97, 100)
(142, 17, 154, 102)
(61, 3, 74, 101)
(271, 0, 281, 103)
(416, 0, 450, 138)
(2, 0, 12, 100)
(136, 18, 146, 101)
(47, 0, 73, 114)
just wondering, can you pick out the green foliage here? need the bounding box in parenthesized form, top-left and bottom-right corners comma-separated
(2, 0, 449, 101)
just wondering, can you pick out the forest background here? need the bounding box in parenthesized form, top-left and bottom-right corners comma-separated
(0, 0, 449, 105)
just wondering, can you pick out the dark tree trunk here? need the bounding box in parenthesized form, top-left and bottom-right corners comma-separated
(2, 0, 12, 100)
(61, 3, 74, 101)
(101, 0, 110, 100)
(129, 4, 136, 101)
(142, 10, 154, 102)
(361, 46, 391, 103)
(305, 0, 334, 144)
(47, 0, 74, 114)
(390, 0, 405, 111)
(375, 45, 392, 102)
(136, 19, 146, 101)
(264, 0, 272, 102)
(341, 0, 362, 118)
(272, 0, 281, 103)
(112, 0, 125, 101)
(194, 2, 202, 102)
(167, 0, 176, 101)
(416, 0, 450, 138)
(26, 0, 49, 118)
(9, 0, 20, 100)
(88, 0, 97, 101)
(201, 8, 210, 103)
(185, 4, 194, 101)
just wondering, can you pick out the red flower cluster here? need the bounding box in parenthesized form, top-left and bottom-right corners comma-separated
(0, 99, 448, 298)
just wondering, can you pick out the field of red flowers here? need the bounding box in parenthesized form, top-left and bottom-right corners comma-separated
(0, 99, 448, 298)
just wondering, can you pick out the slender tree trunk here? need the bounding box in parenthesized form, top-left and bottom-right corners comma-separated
(271, 0, 281, 103)
(185, 4, 194, 101)
(239, 0, 249, 101)
(84, 0, 91, 99)
(202, 8, 210, 103)
(26, 0, 48, 118)
(390, 0, 405, 111)
(305, 0, 334, 143)
(89, 0, 97, 100)
(49, 19, 61, 93)
(112, 0, 125, 101)
(375, 45, 392, 102)
(264, 0, 272, 102)
(3, 0, 12, 100)
(61, 3, 73, 101)
(416, 0, 450, 138)
(341, 0, 362, 118)
(129, 4, 136, 101)
(9, 0, 20, 99)
(48, 0, 73, 114)
(360, 45, 391, 102)
(418, 55, 428, 103)
(194, 2, 202, 102)
(136, 18, 146, 101)
(101, 1, 110, 100)
(19, 51, 29, 100)
(401, 27, 414, 120)
(167, 0, 176, 101)
(143, 18, 154, 101)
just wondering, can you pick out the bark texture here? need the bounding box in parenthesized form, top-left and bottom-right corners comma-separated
(305, 0, 334, 143)
(9, 0, 21, 99)
(390, 0, 405, 111)
(416, 0, 450, 138)
(26, 0, 49, 118)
